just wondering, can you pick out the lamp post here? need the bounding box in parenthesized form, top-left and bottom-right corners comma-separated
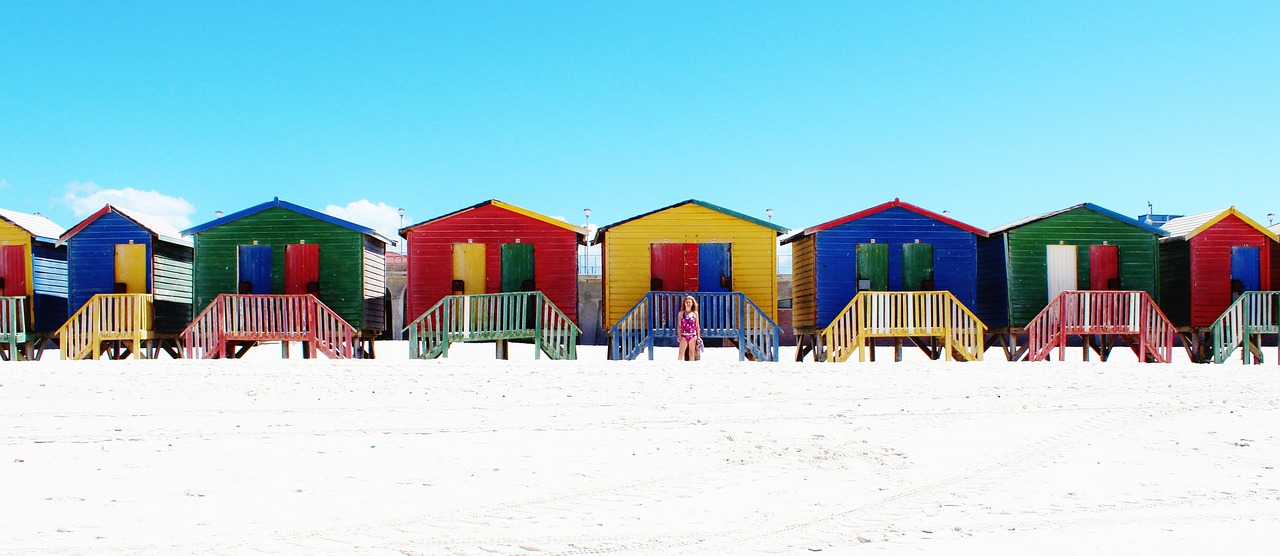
(582, 208, 592, 273)
(1270, 213, 1276, 226)
(397, 208, 406, 255)
(766, 208, 773, 222)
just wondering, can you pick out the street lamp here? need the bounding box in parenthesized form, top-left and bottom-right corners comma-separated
(1269, 213, 1276, 226)
(766, 208, 774, 222)
(398, 208, 406, 255)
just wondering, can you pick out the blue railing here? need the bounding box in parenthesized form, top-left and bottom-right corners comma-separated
(607, 291, 780, 361)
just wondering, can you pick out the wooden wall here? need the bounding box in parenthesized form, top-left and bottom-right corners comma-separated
(601, 203, 777, 328)
(191, 206, 374, 331)
(404, 203, 580, 326)
(1186, 214, 1272, 327)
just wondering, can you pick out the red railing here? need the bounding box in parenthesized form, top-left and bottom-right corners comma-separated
(1026, 290, 1174, 363)
(183, 294, 356, 359)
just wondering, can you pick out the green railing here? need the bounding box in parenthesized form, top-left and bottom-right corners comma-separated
(607, 291, 780, 362)
(1210, 291, 1280, 364)
(406, 291, 579, 360)
(0, 296, 28, 361)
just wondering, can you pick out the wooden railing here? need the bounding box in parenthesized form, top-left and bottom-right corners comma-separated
(607, 291, 780, 362)
(1026, 290, 1175, 363)
(57, 294, 154, 360)
(182, 294, 356, 359)
(1, 296, 28, 361)
(1210, 291, 1280, 364)
(407, 291, 579, 360)
(819, 291, 986, 362)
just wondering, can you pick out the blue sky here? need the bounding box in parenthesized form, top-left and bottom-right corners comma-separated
(2, 1, 1279, 241)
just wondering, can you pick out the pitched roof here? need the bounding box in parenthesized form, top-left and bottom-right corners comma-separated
(781, 199, 986, 245)
(1161, 207, 1279, 241)
(593, 199, 788, 245)
(988, 203, 1167, 236)
(400, 199, 587, 239)
(182, 197, 395, 246)
(0, 208, 65, 243)
(59, 205, 193, 247)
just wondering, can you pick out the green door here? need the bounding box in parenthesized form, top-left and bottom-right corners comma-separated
(500, 243, 536, 292)
(856, 243, 888, 291)
(902, 243, 935, 290)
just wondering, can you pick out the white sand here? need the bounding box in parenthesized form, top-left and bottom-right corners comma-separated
(2, 342, 1279, 555)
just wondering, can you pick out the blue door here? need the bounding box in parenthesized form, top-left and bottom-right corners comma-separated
(237, 245, 273, 294)
(698, 243, 732, 293)
(1230, 246, 1261, 293)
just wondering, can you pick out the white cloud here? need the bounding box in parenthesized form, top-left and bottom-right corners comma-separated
(61, 181, 196, 229)
(324, 199, 404, 246)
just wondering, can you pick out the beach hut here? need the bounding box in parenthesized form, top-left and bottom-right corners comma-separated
(180, 198, 392, 359)
(594, 199, 787, 361)
(977, 203, 1175, 362)
(57, 205, 193, 359)
(399, 200, 585, 360)
(782, 199, 987, 362)
(1158, 208, 1277, 362)
(0, 209, 67, 360)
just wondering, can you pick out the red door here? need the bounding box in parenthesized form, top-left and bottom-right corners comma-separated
(285, 243, 320, 294)
(0, 245, 27, 297)
(650, 243, 685, 291)
(1089, 245, 1119, 290)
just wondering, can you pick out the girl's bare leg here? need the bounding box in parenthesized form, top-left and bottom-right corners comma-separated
(678, 339, 689, 360)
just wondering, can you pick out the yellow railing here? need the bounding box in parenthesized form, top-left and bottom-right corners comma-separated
(820, 291, 986, 362)
(57, 294, 154, 360)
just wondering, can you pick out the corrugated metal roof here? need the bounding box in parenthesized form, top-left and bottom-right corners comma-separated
(59, 205, 194, 247)
(1160, 207, 1278, 241)
(1159, 209, 1225, 239)
(988, 203, 1167, 236)
(0, 208, 66, 242)
(183, 197, 394, 246)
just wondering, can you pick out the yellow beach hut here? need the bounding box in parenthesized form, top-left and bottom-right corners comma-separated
(593, 199, 788, 361)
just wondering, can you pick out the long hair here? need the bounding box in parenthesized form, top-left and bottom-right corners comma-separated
(680, 295, 699, 315)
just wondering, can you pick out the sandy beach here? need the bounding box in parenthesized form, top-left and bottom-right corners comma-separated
(2, 343, 1278, 555)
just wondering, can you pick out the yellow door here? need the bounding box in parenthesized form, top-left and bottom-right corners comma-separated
(451, 243, 486, 295)
(114, 244, 148, 293)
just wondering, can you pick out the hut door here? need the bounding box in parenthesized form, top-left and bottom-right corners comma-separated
(650, 243, 687, 291)
(1230, 246, 1262, 297)
(1046, 245, 1077, 300)
(285, 243, 321, 295)
(114, 243, 148, 294)
(500, 243, 536, 292)
(1089, 245, 1120, 290)
(901, 243, 934, 291)
(451, 243, 486, 295)
(237, 245, 273, 294)
(856, 243, 888, 291)
(0, 245, 27, 297)
(698, 243, 732, 292)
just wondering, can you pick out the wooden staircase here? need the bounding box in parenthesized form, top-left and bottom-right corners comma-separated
(1209, 291, 1280, 364)
(0, 296, 28, 361)
(182, 294, 357, 359)
(607, 292, 780, 362)
(407, 291, 579, 360)
(819, 291, 986, 363)
(56, 294, 155, 360)
(1026, 290, 1175, 363)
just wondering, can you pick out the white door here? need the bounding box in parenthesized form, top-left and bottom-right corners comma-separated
(1046, 245, 1078, 301)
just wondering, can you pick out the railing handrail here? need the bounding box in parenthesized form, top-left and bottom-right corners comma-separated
(407, 291, 580, 360)
(0, 296, 27, 337)
(56, 293, 154, 360)
(607, 291, 779, 362)
(182, 294, 356, 359)
(818, 290, 986, 362)
(1209, 291, 1280, 364)
(1026, 290, 1173, 363)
